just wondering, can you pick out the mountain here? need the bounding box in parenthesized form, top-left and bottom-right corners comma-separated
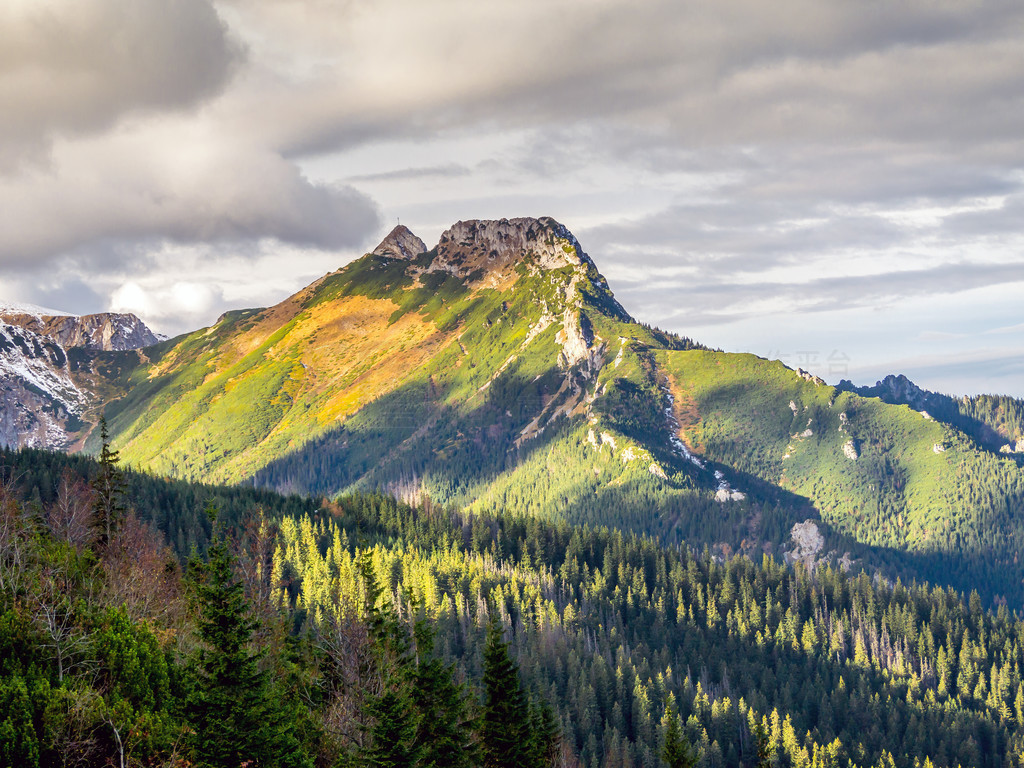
(0, 303, 162, 351)
(840, 374, 1024, 457)
(7, 217, 1024, 600)
(0, 304, 160, 449)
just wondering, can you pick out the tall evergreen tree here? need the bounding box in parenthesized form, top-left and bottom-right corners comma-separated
(662, 705, 696, 768)
(91, 416, 126, 545)
(357, 554, 477, 768)
(753, 723, 773, 768)
(480, 616, 534, 768)
(185, 515, 309, 768)
(411, 619, 477, 768)
(528, 699, 560, 768)
(358, 552, 421, 768)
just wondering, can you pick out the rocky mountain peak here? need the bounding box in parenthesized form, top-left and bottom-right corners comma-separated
(430, 216, 590, 279)
(875, 373, 928, 408)
(0, 308, 160, 351)
(371, 225, 427, 261)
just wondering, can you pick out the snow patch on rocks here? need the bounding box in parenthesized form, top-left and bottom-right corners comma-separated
(0, 322, 90, 449)
(0, 301, 73, 319)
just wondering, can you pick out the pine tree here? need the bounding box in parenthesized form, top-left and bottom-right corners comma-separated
(358, 552, 421, 768)
(411, 619, 477, 768)
(91, 416, 126, 545)
(753, 723, 772, 768)
(480, 617, 534, 768)
(185, 515, 309, 768)
(662, 705, 696, 768)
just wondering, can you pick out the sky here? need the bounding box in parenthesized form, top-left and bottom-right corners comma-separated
(1, 0, 1023, 396)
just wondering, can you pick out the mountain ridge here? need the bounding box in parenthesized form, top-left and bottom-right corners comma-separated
(4, 216, 1024, 602)
(0, 309, 160, 449)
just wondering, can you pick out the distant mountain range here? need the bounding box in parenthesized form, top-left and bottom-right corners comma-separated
(4, 218, 1024, 600)
(0, 304, 160, 449)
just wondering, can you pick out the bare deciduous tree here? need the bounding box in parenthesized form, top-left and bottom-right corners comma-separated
(48, 468, 96, 551)
(0, 474, 31, 601)
(102, 512, 184, 629)
(315, 605, 378, 760)
(33, 556, 93, 684)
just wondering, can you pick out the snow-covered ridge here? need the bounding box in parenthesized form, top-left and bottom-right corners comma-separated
(0, 323, 85, 411)
(0, 301, 75, 320)
(0, 322, 90, 449)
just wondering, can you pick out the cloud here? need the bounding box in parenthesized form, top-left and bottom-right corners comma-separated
(110, 280, 225, 326)
(0, 119, 381, 270)
(227, 0, 1024, 159)
(17, 276, 104, 317)
(0, 0, 242, 166)
(346, 164, 472, 184)
(1, 0, 1023, 396)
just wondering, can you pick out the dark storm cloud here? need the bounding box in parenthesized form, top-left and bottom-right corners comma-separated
(0, 157, 381, 269)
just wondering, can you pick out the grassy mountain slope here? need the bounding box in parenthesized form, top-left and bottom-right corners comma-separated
(657, 351, 1024, 590)
(89, 217, 1024, 602)
(840, 373, 1024, 458)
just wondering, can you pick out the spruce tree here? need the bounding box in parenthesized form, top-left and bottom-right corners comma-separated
(357, 554, 477, 768)
(753, 723, 772, 768)
(358, 552, 421, 768)
(662, 705, 696, 768)
(91, 416, 126, 545)
(528, 699, 560, 768)
(411, 619, 477, 768)
(480, 617, 534, 768)
(185, 515, 309, 768)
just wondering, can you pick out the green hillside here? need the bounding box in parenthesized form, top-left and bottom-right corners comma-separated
(81, 217, 1024, 604)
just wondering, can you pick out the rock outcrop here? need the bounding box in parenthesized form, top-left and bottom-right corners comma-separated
(371, 225, 427, 261)
(429, 217, 590, 280)
(785, 520, 825, 570)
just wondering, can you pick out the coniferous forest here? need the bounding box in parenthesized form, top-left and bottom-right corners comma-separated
(5, 446, 1024, 767)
